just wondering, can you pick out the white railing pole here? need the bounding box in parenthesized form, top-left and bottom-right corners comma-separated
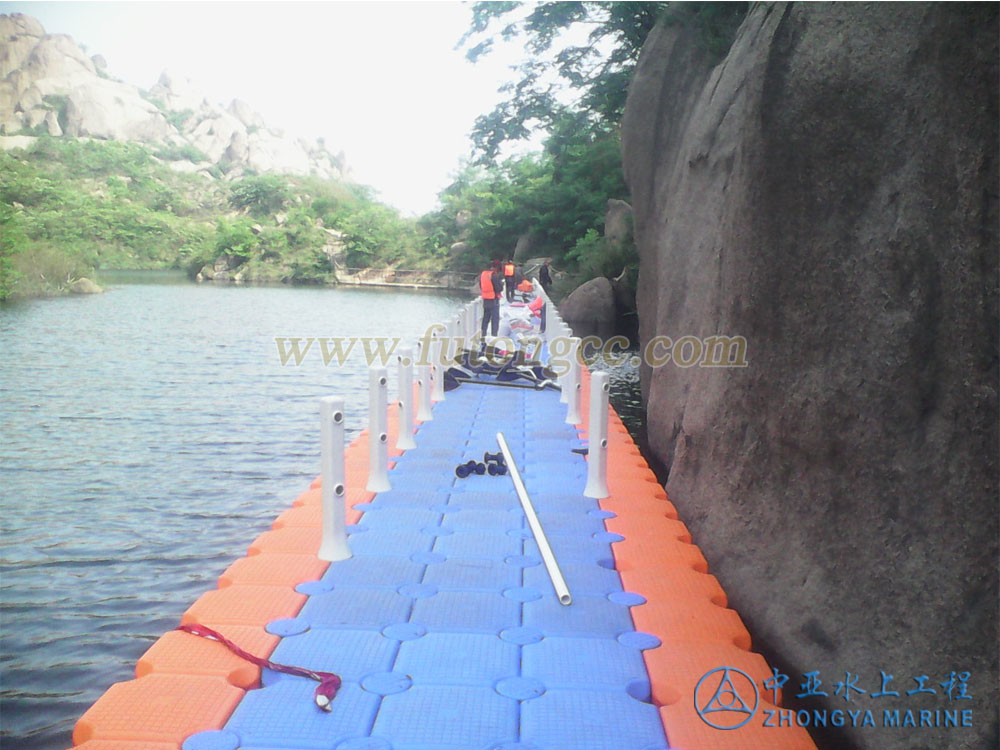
(416, 363, 433, 421)
(366, 367, 391, 492)
(318, 396, 352, 561)
(583, 371, 610, 499)
(396, 346, 416, 450)
(431, 327, 446, 402)
(565, 337, 582, 425)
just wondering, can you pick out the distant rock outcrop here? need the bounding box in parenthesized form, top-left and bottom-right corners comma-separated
(623, 5, 997, 750)
(0, 13, 349, 182)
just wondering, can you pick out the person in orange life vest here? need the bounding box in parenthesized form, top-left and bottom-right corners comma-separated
(480, 260, 503, 337)
(528, 292, 546, 332)
(503, 260, 516, 302)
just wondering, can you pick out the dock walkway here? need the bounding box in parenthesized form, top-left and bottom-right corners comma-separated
(71, 296, 816, 750)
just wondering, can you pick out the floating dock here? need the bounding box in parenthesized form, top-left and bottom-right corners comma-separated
(71, 294, 816, 750)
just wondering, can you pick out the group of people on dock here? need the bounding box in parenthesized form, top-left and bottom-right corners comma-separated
(479, 259, 551, 338)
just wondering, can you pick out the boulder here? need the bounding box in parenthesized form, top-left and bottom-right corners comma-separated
(604, 199, 633, 247)
(559, 277, 616, 336)
(43, 109, 61, 136)
(0, 12, 352, 183)
(227, 98, 265, 130)
(622, 5, 998, 750)
(512, 233, 534, 262)
(69, 277, 102, 294)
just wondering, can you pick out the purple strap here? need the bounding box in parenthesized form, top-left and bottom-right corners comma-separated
(177, 623, 341, 711)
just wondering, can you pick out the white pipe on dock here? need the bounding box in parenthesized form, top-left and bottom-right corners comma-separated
(396, 347, 417, 450)
(366, 367, 391, 492)
(496, 432, 572, 606)
(583, 371, 610, 499)
(318, 396, 352, 561)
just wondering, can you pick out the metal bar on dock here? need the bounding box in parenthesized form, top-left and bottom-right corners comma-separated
(496, 432, 572, 606)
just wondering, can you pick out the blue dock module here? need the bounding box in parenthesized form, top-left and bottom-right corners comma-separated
(180, 379, 670, 750)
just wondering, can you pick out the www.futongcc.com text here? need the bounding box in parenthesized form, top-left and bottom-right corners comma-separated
(274, 329, 748, 375)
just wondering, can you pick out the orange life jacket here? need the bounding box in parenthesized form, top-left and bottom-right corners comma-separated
(504, 263, 515, 277)
(480, 270, 497, 299)
(517, 280, 533, 292)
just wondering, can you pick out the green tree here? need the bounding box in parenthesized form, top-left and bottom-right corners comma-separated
(461, 1, 746, 161)
(228, 174, 292, 217)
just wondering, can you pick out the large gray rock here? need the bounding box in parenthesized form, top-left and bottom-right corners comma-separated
(623, 5, 997, 750)
(69, 277, 102, 294)
(512, 233, 535, 262)
(559, 277, 616, 337)
(604, 199, 633, 248)
(0, 14, 350, 181)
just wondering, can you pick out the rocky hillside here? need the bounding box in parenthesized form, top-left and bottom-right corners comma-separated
(0, 12, 348, 181)
(623, 4, 997, 750)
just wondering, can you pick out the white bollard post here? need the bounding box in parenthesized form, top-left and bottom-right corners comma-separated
(465, 303, 476, 343)
(417, 363, 433, 421)
(565, 337, 582, 425)
(366, 367, 391, 492)
(431, 327, 446, 402)
(583, 371, 610, 499)
(318, 396, 352, 561)
(396, 346, 417, 450)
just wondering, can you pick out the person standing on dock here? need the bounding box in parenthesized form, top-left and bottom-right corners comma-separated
(503, 259, 516, 302)
(480, 260, 503, 337)
(539, 260, 552, 293)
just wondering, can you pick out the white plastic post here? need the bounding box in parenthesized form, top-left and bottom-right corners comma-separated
(318, 396, 352, 561)
(583, 371, 610, 499)
(565, 337, 582, 425)
(431, 327, 445, 402)
(396, 346, 416, 450)
(366, 367, 391, 492)
(416, 363, 433, 421)
(464, 304, 475, 342)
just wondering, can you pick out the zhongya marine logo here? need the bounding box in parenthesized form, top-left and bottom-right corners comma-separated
(695, 667, 760, 730)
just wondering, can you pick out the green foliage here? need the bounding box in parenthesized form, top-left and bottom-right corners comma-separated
(462, 2, 746, 161)
(228, 174, 293, 217)
(428, 115, 629, 277)
(461, 1, 668, 161)
(0, 136, 454, 297)
(154, 143, 208, 163)
(165, 108, 193, 130)
(338, 202, 417, 267)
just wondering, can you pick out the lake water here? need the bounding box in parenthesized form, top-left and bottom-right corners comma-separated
(0, 273, 644, 749)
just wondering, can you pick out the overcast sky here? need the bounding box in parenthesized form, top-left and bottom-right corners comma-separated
(0, 1, 545, 216)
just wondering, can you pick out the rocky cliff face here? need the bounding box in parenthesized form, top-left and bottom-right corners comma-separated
(0, 13, 348, 181)
(623, 5, 997, 749)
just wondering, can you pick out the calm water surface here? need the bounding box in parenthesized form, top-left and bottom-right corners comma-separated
(0, 274, 645, 749)
(0, 276, 463, 749)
